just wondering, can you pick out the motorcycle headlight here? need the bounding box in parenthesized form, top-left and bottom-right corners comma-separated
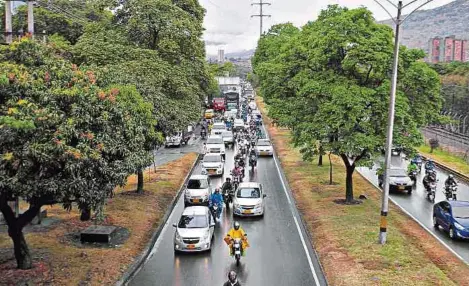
(454, 222, 465, 231)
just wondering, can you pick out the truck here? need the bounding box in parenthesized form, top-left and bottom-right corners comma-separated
(165, 125, 194, 148)
(212, 97, 226, 112)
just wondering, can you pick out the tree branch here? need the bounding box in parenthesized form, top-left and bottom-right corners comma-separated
(0, 192, 16, 227)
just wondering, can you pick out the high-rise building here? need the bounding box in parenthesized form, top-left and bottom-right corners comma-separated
(218, 49, 225, 63)
(428, 36, 468, 63)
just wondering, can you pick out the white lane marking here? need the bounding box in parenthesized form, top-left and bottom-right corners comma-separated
(357, 169, 468, 265)
(272, 150, 321, 285)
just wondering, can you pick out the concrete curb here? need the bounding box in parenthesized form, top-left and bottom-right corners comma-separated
(115, 153, 203, 286)
(420, 155, 469, 183)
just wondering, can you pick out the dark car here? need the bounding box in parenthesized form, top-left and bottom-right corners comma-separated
(433, 200, 469, 240)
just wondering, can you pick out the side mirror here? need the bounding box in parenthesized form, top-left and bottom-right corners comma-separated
(263, 194, 267, 198)
(172, 223, 177, 228)
(210, 222, 215, 227)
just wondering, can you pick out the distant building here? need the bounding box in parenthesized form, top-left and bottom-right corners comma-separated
(218, 49, 225, 63)
(428, 36, 468, 63)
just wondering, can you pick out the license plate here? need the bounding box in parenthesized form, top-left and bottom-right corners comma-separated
(208, 169, 216, 174)
(193, 199, 200, 203)
(235, 250, 241, 255)
(187, 244, 195, 249)
(260, 151, 268, 155)
(398, 186, 405, 190)
(243, 210, 252, 214)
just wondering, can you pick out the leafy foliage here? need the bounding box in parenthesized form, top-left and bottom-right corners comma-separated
(253, 5, 443, 202)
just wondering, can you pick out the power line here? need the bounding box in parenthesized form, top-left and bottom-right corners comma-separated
(251, 0, 271, 37)
(35, 0, 89, 25)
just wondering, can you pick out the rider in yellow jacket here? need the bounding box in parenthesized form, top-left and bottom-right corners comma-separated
(224, 221, 249, 255)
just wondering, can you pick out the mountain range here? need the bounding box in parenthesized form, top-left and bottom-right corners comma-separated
(380, 0, 469, 52)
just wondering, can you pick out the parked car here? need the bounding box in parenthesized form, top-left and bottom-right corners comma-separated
(204, 109, 214, 119)
(184, 175, 212, 207)
(205, 135, 226, 159)
(201, 153, 225, 176)
(254, 139, 273, 156)
(433, 200, 469, 240)
(378, 168, 413, 194)
(165, 125, 194, 147)
(173, 206, 215, 253)
(233, 182, 266, 217)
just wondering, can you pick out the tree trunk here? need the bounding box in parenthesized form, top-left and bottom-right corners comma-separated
(80, 207, 91, 221)
(137, 169, 144, 194)
(328, 153, 333, 185)
(318, 154, 323, 166)
(10, 228, 32, 269)
(345, 165, 355, 203)
(430, 146, 434, 153)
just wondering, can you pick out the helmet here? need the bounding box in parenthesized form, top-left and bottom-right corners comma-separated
(449, 174, 454, 179)
(428, 159, 433, 163)
(228, 270, 237, 283)
(234, 221, 240, 230)
(215, 188, 220, 193)
(226, 177, 231, 182)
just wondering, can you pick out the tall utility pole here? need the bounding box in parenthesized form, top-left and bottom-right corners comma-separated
(375, 0, 435, 245)
(251, 0, 271, 37)
(5, 0, 12, 43)
(27, 0, 35, 37)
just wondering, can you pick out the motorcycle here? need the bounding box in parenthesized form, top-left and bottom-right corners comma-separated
(445, 184, 458, 201)
(232, 237, 243, 266)
(426, 181, 436, 202)
(200, 130, 206, 140)
(232, 174, 240, 190)
(210, 203, 222, 221)
(223, 188, 234, 208)
(249, 155, 257, 172)
(408, 170, 418, 186)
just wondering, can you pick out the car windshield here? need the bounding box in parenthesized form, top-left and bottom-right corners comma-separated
(389, 169, 407, 177)
(452, 206, 469, 218)
(222, 132, 232, 137)
(178, 215, 208, 228)
(207, 138, 223, 144)
(187, 179, 208, 189)
(237, 188, 261, 198)
(257, 141, 271, 146)
(204, 155, 221, 162)
(206, 110, 213, 113)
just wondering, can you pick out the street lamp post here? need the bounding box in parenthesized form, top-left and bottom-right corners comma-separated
(375, 0, 435, 245)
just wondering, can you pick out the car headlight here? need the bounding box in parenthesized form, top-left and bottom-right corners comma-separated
(234, 203, 240, 209)
(255, 203, 262, 208)
(202, 231, 210, 242)
(185, 191, 191, 198)
(175, 231, 182, 241)
(454, 222, 465, 230)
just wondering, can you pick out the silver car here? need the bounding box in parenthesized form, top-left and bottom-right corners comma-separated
(173, 206, 215, 253)
(184, 175, 212, 207)
(201, 153, 225, 176)
(221, 130, 234, 146)
(254, 139, 274, 156)
(233, 182, 266, 217)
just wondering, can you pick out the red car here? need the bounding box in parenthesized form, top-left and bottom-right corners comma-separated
(212, 98, 225, 112)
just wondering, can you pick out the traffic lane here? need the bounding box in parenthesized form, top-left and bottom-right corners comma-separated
(130, 147, 322, 285)
(358, 157, 469, 262)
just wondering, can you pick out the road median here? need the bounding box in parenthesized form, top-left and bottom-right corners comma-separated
(0, 153, 198, 285)
(256, 96, 469, 285)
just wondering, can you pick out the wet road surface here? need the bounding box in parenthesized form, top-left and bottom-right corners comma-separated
(358, 155, 469, 262)
(130, 126, 327, 285)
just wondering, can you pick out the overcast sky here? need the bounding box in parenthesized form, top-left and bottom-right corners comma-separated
(200, 0, 455, 55)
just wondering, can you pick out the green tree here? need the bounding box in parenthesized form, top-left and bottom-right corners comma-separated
(253, 5, 443, 203)
(0, 39, 155, 268)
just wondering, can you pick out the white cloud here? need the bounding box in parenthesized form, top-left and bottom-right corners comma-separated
(201, 0, 455, 55)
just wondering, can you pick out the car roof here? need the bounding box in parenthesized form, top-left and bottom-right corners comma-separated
(257, 139, 271, 143)
(214, 122, 225, 126)
(448, 201, 469, 207)
(235, 119, 243, 122)
(189, 174, 208, 180)
(205, 109, 214, 112)
(204, 153, 222, 158)
(208, 135, 223, 139)
(182, 206, 209, 216)
(238, 182, 261, 188)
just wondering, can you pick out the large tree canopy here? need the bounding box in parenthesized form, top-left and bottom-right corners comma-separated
(253, 5, 443, 202)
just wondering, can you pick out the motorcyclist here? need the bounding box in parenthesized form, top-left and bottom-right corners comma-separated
(445, 174, 458, 190)
(200, 127, 207, 139)
(425, 159, 435, 173)
(224, 221, 249, 256)
(222, 178, 233, 194)
(209, 188, 223, 220)
(423, 170, 437, 191)
(407, 161, 418, 174)
(232, 162, 243, 180)
(223, 271, 241, 286)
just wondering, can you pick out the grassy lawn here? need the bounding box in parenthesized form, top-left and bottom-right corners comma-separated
(257, 97, 469, 285)
(418, 145, 469, 175)
(0, 152, 197, 285)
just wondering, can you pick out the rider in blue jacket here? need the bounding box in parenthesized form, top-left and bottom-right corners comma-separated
(209, 188, 224, 219)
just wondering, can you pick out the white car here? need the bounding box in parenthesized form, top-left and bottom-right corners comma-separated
(221, 130, 234, 146)
(184, 175, 212, 207)
(254, 139, 274, 156)
(233, 182, 266, 217)
(211, 122, 226, 136)
(173, 206, 215, 253)
(205, 136, 226, 159)
(201, 153, 225, 176)
(234, 119, 245, 131)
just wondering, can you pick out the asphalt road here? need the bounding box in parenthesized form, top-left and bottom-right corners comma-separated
(357, 155, 469, 262)
(130, 126, 327, 285)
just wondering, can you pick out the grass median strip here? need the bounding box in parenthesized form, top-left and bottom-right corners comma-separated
(418, 145, 469, 176)
(0, 152, 197, 285)
(257, 97, 469, 285)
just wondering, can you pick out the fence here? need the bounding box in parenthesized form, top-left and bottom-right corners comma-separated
(421, 127, 469, 163)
